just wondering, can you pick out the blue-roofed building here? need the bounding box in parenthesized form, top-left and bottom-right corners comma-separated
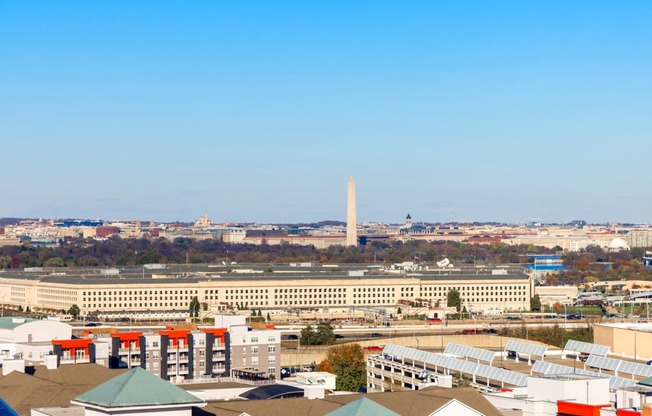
(0, 398, 19, 416)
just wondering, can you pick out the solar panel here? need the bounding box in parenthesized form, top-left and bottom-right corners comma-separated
(532, 361, 574, 375)
(585, 355, 621, 372)
(609, 377, 638, 389)
(531, 357, 635, 390)
(564, 340, 610, 356)
(381, 344, 528, 387)
(504, 340, 547, 358)
(444, 343, 496, 363)
(473, 364, 528, 386)
(618, 360, 652, 377)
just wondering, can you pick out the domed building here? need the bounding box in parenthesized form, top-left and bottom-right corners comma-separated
(607, 237, 630, 251)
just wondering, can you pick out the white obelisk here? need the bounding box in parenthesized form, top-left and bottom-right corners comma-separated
(346, 176, 357, 246)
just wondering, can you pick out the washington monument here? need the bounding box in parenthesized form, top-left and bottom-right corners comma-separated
(346, 176, 357, 246)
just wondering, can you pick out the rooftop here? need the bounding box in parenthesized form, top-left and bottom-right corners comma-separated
(325, 397, 400, 416)
(201, 387, 503, 416)
(0, 263, 528, 286)
(0, 317, 39, 330)
(73, 366, 204, 408)
(0, 364, 128, 415)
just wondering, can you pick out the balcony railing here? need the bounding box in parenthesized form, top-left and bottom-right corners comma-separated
(60, 356, 91, 364)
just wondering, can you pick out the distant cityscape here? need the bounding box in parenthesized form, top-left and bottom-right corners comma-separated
(2, 213, 652, 252)
(3, 188, 652, 416)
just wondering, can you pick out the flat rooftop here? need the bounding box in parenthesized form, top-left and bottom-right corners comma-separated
(0, 264, 528, 285)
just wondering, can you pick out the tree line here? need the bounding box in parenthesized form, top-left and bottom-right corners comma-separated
(0, 237, 561, 268)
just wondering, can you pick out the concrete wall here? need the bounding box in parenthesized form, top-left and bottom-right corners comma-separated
(527, 376, 610, 405)
(594, 324, 652, 360)
(281, 334, 542, 366)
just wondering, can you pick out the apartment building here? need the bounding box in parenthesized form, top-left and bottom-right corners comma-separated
(51, 315, 281, 382)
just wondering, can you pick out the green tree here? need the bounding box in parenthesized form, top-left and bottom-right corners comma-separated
(300, 324, 318, 345)
(301, 321, 336, 345)
(447, 288, 461, 312)
(0, 255, 11, 269)
(266, 312, 271, 322)
(530, 295, 542, 312)
(316, 321, 336, 345)
(453, 371, 471, 387)
(44, 257, 65, 267)
(396, 306, 402, 315)
(67, 304, 80, 318)
(317, 344, 366, 392)
(189, 296, 200, 318)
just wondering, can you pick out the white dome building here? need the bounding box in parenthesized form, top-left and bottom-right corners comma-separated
(607, 237, 630, 251)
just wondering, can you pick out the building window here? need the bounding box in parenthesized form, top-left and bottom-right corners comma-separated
(268, 346, 276, 353)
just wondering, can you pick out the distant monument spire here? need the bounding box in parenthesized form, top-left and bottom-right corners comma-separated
(346, 177, 357, 246)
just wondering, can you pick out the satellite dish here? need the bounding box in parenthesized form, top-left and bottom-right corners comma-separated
(436, 258, 450, 268)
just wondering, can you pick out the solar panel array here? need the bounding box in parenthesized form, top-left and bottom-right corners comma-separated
(585, 354, 652, 378)
(584, 355, 621, 372)
(531, 359, 638, 390)
(444, 343, 496, 363)
(504, 340, 547, 358)
(610, 377, 639, 390)
(564, 340, 610, 356)
(382, 344, 528, 387)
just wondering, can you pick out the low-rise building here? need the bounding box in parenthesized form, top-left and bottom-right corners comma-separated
(0, 265, 534, 318)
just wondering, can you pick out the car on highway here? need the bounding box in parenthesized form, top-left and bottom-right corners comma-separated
(370, 333, 383, 338)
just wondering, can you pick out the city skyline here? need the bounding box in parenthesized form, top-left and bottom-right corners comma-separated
(2, 2, 651, 224)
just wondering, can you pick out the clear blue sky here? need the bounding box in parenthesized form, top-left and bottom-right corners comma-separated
(1, 1, 651, 224)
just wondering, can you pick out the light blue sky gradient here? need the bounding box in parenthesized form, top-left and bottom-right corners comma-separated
(1, 1, 650, 223)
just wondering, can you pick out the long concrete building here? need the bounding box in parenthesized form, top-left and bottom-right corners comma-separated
(0, 264, 533, 318)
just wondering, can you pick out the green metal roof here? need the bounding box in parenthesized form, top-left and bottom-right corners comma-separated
(0, 317, 39, 330)
(325, 397, 400, 416)
(639, 376, 652, 387)
(74, 366, 203, 408)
